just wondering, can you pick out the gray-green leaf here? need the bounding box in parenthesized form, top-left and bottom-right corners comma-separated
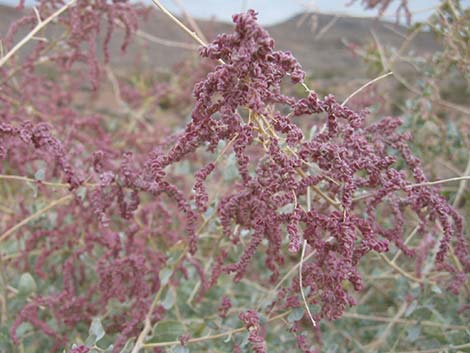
(405, 300, 418, 317)
(119, 339, 135, 353)
(34, 168, 45, 181)
(88, 318, 105, 343)
(288, 307, 305, 322)
(150, 320, 185, 343)
(160, 268, 173, 286)
(18, 273, 37, 295)
(162, 289, 175, 310)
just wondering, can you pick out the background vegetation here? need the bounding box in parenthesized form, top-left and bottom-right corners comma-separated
(0, 1, 469, 353)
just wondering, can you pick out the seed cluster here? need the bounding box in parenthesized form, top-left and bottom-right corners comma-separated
(1, 3, 467, 353)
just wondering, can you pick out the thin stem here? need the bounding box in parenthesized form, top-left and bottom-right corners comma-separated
(0, 174, 64, 188)
(378, 253, 433, 285)
(123, 24, 198, 50)
(0, 174, 96, 188)
(274, 251, 315, 294)
(341, 71, 393, 106)
(452, 153, 470, 207)
(406, 176, 470, 188)
(143, 311, 290, 348)
(130, 317, 152, 353)
(170, 0, 208, 43)
(0, 194, 73, 244)
(364, 301, 407, 351)
(348, 37, 470, 116)
(298, 169, 340, 207)
(299, 186, 316, 327)
(342, 312, 467, 330)
(0, 0, 76, 68)
(150, 0, 207, 47)
(214, 134, 238, 165)
(370, 30, 390, 72)
(150, 0, 226, 65)
(150, 0, 341, 213)
(261, 249, 316, 315)
(353, 175, 470, 202)
(300, 239, 316, 327)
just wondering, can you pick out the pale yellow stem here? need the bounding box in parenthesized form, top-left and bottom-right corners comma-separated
(299, 186, 316, 327)
(150, 0, 207, 47)
(0, 194, 73, 244)
(342, 312, 467, 330)
(143, 311, 290, 349)
(0, 0, 76, 68)
(341, 71, 393, 106)
(406, 176, 470, 189)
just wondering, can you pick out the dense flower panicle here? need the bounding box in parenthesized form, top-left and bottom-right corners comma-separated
(0, 122, 83, 188)
(97, 254, 150, 302)
(62, 0, 141, 88)
(10, 304, 66, 346)
(195, 9, 303, 122)
(2, 3, 468, 353)
(199, 9, 467, 322)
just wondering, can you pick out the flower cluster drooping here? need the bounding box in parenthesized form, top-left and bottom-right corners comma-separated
(1, 3, 468, 353)
(239, 310, 267, 353)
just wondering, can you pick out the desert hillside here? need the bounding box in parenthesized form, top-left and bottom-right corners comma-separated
(0, 4, 438, 77)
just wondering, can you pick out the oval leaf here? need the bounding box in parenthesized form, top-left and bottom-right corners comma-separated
(88, 318, 106, 343)
(150, 320, 185, 343)
(18, 273, 37, 295)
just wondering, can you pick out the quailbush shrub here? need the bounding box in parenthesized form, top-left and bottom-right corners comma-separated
(0, 1, 469, 353)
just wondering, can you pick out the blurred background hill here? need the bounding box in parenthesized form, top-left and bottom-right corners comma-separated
(0, 3, 439, 78)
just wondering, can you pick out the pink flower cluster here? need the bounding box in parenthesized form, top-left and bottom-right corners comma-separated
(239, 310, 267, 353)
(1, 3, 468, 353)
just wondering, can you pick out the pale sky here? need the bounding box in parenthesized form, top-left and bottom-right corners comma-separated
(1, 0, 468, 25)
